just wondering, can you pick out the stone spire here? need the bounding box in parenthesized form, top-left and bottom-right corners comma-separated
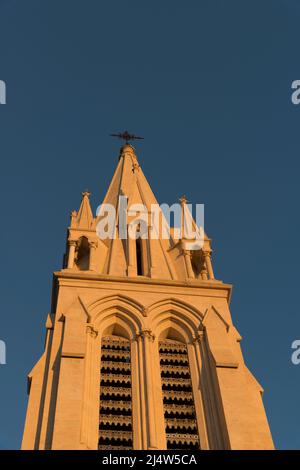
(97, 144, 177, 279)
(71, 191, 94, 230)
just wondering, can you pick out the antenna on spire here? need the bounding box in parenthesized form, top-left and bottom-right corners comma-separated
(110, 130, 144, 144)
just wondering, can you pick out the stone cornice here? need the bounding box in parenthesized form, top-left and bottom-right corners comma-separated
(53, 270, 233, 303)
(68, 227, 96, 233)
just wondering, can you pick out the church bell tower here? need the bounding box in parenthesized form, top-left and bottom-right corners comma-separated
(22, 142, 274, 450)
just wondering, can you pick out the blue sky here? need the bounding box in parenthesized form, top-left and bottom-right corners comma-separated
(0, 0, 300, 449)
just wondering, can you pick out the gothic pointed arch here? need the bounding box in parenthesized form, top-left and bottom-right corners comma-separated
(88, 294, 146, 321)
(83, 296, 146, 450)
(147, 297, 204, 337)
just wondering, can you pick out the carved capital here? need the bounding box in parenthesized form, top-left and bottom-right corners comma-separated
(138, 329, 155, 342)
(68, 239, 77, 247)
(183, 249, 191, 257)
(89, 240, 98, 250)
(86, 324, 98, 338)
(192, 331, 204, 344)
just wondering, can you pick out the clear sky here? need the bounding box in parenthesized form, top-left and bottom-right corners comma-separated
(0, 0, 300, 449)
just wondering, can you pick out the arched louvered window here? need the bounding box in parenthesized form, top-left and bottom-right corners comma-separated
(98, 336, 133, 450)
(159, 339, 200, 450)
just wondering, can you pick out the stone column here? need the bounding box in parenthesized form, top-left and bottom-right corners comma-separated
(136, 335, 147, 449)
(191, 332, 210, 449)
(139, 329, 157, 449)
(88, 240, 98, 271)
(183, 249, 195, 279)
(147, 217, 154, 276)
(67, 240, 77, 269)
(204, 251, 215, 280)
(127, 236, 136, 277)
(200, 264, 208, 280)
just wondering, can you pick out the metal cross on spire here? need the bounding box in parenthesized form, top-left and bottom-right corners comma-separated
(110, 130, 144, 144)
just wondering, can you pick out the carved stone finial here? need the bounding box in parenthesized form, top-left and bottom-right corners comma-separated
(179, 195, 188, 205)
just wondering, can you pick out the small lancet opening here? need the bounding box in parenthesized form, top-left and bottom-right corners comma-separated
(191, 250, 202, 278)
(136, 237, 143, 276)
(75, 236, 90, 270)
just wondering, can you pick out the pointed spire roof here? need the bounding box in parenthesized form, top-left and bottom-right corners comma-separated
(97, 144, 177, 279)
(71, 191, 94, 230)
(102, 144, 156, 209)
(178, 195, 206, 251)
